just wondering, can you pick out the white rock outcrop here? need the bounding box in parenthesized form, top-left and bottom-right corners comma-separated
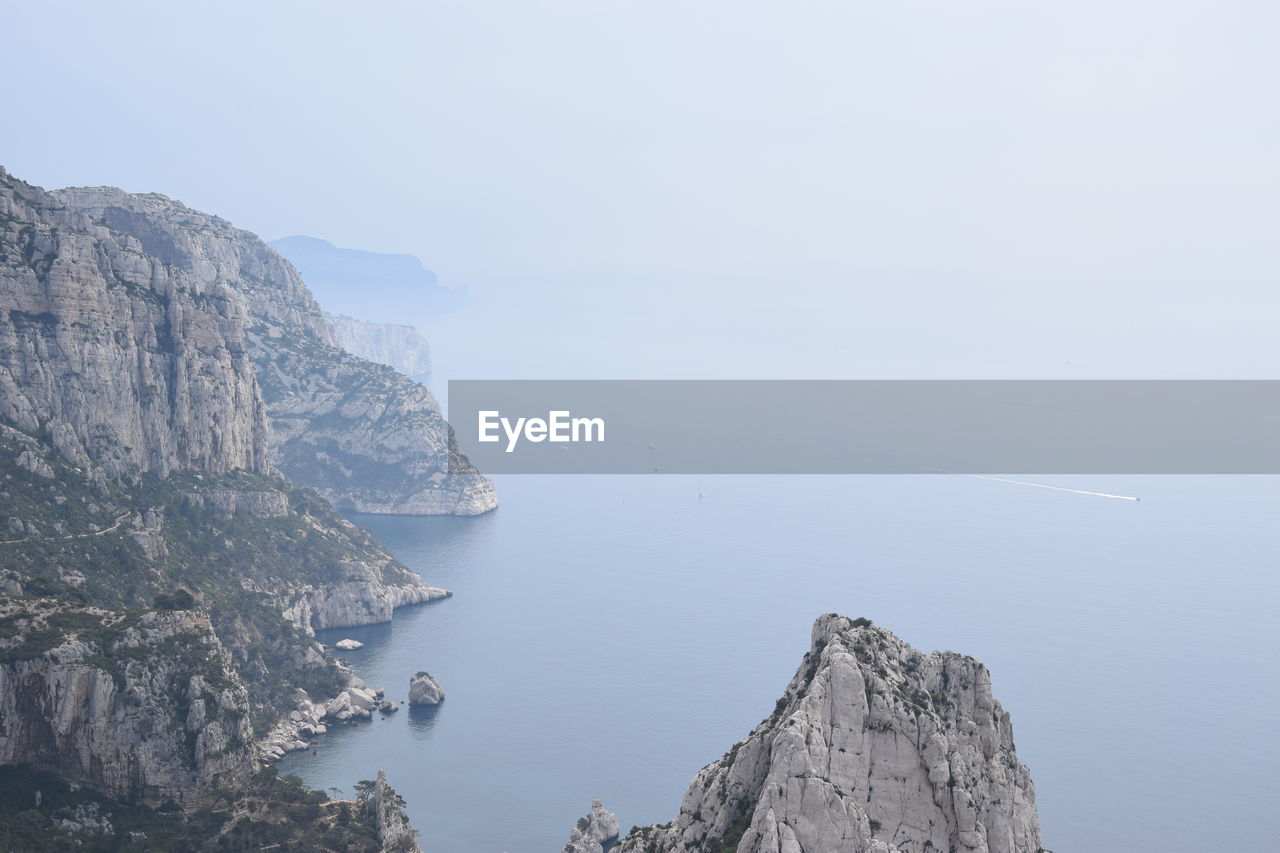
(610, 614, 1043, 853)
(326, 313, 432, 383)
(183, 488, 290, 518)
(367, 769, 422, 853)
(407, 671, 445, 706)
(564, 798, 621, 853)
(285, 571, 451, 633)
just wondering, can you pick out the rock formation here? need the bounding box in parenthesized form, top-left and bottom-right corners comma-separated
(565, 798, 621, 853)
(51, 185, 495, 516)
(283, 562, 450, 633)
(257, 677, 402, 760)
(365, 769, 423, 853)
(327, 313, 432, 384)
(0, 166, 268, 478)
(610, 614, 1042, 853)
(408, 671, 445, 706)
(0, 605, 256, 805)
(256, 688, 329, 762)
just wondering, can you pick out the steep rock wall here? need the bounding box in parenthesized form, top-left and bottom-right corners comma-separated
(0, 168, 268, 478)
(0, 607, 256, 805)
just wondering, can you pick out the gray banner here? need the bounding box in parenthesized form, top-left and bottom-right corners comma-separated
(447, 380, 1280, 474)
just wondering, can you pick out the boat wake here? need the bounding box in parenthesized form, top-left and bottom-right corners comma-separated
(964, 474, 1140, 501)
(915, 466, 1140, 501)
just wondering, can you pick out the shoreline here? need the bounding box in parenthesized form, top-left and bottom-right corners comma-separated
(258, 595, 447, 763)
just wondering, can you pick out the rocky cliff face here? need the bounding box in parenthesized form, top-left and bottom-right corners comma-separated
(612, 615, 1042, 853)
(0, 167, 268, 478)
(366, 769, 422, 853)
(0, 604, 256, 806)
(52, 186, 495, 517)
(327, 313, 432, 383)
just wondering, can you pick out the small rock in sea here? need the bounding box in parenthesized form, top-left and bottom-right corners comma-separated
(334, 638, 363, 650)
(408, 671, 445, 706)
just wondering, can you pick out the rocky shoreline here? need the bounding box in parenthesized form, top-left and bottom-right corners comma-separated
(258, 674, 401, 762)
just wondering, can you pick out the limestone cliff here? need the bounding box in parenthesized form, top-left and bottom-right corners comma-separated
(327, 313, 432, 383)
(0, 167, 268, 478)
(365, 769, 423, 853)
(611, 615, 1042, 853)
(0, 604, 256, 806)
(51, 186, 495, 517)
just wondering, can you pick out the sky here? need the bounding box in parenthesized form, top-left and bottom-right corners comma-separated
(6, 1, 1279, 377)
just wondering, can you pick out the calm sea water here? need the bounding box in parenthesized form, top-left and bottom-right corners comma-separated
(280, 473, 1280, 852)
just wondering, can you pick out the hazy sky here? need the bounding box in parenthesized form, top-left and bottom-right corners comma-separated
(7, 1, 1279, 376)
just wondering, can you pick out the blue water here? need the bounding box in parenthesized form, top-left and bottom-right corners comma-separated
(280, 473, 1280, 853)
